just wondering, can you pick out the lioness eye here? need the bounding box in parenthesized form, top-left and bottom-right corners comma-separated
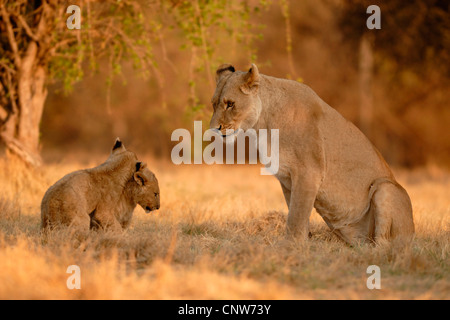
(226, 101, 235, 109)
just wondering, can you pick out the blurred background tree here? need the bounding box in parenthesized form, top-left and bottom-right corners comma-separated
(338, 0, 450, 166)
(1, 0, 449, 168)
(0, 0, 158, 165)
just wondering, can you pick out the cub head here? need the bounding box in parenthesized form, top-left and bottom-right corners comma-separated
(131, 162, 160, 213)
(210, 64, 262, 139)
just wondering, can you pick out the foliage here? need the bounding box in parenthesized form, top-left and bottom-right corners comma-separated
(48, 1, 156, 94)
(1, 0, 269, 117)
(47, 0, 269, 109)
(166, 0, 269, 110)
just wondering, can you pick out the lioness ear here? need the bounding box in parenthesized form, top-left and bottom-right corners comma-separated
(112, 137, 126, 154)
(216, 64, 235, 84)
(134, 172, 146, 186)
(240, 63, 260, 95)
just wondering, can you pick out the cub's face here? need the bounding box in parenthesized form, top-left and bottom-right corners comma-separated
(132, 163, 160, 213)
(210, 64, 262, 138)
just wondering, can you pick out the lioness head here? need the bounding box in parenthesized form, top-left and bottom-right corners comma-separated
(210, 64, 262, 139)
(130, 161, 160, 213)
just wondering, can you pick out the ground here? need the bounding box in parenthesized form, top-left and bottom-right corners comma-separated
(0, 156, 448, 299)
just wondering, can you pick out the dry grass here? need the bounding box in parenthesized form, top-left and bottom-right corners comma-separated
(0, 157, 448, 299)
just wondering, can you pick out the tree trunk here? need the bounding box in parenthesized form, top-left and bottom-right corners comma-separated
(1, 42, 46, 167)
(18, 42, 47, 159)
(0, 1, 50, 167)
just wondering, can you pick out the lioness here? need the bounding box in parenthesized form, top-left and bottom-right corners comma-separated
(41, 139, 160, 231)
(210, 64, 414, 244)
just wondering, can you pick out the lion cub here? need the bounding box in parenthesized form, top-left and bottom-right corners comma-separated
(41, 139, 160, 231)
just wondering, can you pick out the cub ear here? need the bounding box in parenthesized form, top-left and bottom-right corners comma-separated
(135, 161, 147, 171)
(134, 172, 146, 186)
(240, 63, 260, 95)
(216, 63, 235, 84)
(112, 137, 126, 153)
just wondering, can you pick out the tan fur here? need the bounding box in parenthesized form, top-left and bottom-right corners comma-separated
(210, 64, 415, 245)
(41, 139, 160, 232)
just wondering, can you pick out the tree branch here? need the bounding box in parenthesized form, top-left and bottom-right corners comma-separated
(0, 3, 22, 68)
(16, 14, 40, 42)
(0, 60, 16, 74)
(5, 67, 18, 115)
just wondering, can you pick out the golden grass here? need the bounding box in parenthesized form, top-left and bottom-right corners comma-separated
(0, 157, 448, 299)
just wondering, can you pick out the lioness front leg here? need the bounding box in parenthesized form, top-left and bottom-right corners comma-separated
(286, 174, 321, 239)
(280, 182, 291, 209)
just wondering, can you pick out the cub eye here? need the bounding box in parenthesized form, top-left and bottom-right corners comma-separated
(154, 193, 159, 198)
(226, 101, 235, 109)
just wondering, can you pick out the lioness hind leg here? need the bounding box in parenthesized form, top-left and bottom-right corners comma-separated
(371, 181, 415, 244)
